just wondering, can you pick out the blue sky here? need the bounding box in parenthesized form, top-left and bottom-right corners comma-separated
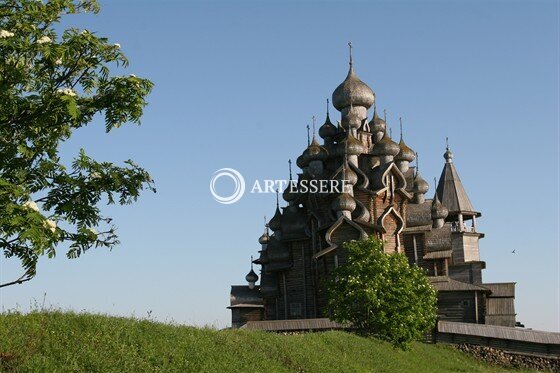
(1, 0, 559, 331)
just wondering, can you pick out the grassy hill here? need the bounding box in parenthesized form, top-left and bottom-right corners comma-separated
(0, 311, 529, 372)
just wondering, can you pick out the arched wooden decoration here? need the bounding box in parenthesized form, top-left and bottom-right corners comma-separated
(314, 216, 367, 260)
(378, 206, 405, 253)
(382, 163, 407, 190)
(351, 198, 370, 222)
(349, 162, 369, 189)
(327, 217, 366, 248)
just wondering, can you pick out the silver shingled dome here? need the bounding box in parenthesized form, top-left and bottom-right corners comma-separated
(245, 269, 258, 283)
(331, 193, 356, 213)
(413, 172, 429, 195)
(337, 131, 364, 156)
(431, 194, 449, 220)
(371, 131, 400, 157)
(258, 231, 269, 245)
(319, 112, 337, 139)
(395, 138, 416, 162)
(332, 67, 375, 111)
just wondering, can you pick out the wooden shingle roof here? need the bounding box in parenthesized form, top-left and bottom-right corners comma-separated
(405, 200, 432, 228)
(436, 159, 478, 215)
(242, 318, 346, 331)
(438, 321, 560, 345)
(229, 285, 263, 307)
(484, 282, 516, 298)
(424, 226, 452, 252)
(430, 277, 490, 292)
(423, 250, 452, 260)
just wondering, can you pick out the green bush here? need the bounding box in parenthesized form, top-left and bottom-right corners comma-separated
(326, 237, 438, 349)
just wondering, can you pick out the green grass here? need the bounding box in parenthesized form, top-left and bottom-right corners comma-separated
(0, 311, 529, 372)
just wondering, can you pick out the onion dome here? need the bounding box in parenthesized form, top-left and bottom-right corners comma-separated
(334, 161, 358, 189)
(341, 163, 358, 186)
(258, 230, 269, 245)
(283, 181, 297, 202)
(444, 147, 453, 163)
(304, 136, 329, 162)
(332, 67, 375, 111)
(296, 152, 307, 169)
(245, 268, 258, 283)
(268, 206, 282, 231)
(412, 172, 429, 195)
(431, 194, 449, 220)
(370, 107, 386, 134)
(371, 130, 400, 157)
(331, 192, 356, 213)
(319, 109, 337, 139)
(395, 138, 415, 162)
(442, 137, 454, 163)
(337, 131, 364, 156)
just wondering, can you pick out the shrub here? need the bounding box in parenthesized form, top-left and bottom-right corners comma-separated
(326, 237, 438, 349)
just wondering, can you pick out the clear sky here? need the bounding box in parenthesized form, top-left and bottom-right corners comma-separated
(1, 0, 559, 331)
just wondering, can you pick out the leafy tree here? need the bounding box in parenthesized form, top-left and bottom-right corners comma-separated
(326, 237, 437, 349)
(0, 0, 155, 288)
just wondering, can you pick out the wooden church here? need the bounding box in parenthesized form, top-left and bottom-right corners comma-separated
(228, 45, 516, 329)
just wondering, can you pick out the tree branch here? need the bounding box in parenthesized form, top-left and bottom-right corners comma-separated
(0, 271, 34, 288)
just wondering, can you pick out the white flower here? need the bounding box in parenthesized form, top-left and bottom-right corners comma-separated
(55, 58, 63, 65)
(90, 171, 101, 179)
(44, 219, 56, 233)
(87, 228, 98, 237)
(129, 74, 136, 78)
(114, 43, 120, 49)
(57, 88, 76, 97)
(23, 200, 39, 212)
(37, 36, 52, 44)
(0, 30, 15, 38)
(81, 30, 89, 35)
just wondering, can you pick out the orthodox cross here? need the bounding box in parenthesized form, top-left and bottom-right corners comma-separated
(288, 159, 292, 180)
(312, 116, 316, 137)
